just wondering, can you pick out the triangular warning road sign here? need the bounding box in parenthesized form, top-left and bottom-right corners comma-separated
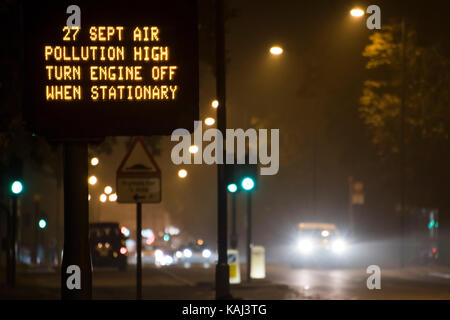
(117, 137, 161, 176)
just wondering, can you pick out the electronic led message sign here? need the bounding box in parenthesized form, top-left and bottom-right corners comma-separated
(24, 0, 198, 139)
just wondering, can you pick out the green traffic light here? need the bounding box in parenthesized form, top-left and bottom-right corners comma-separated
(428, 220, 435, 230)
(241, 177, 255, 191)
(11, 181, 23, 195)
(227, 183, 238, 193)
(38, 219, 47, 229)
(163, 234, 170, 241)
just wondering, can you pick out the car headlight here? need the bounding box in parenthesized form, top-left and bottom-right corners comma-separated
(183, 248, 193, 258)
(298, 239, 313, 254)
(155, 249, 164, 259)
(202, 249, 212, 258)
(331, 239, 346, 254)
(162, 255, 174, 266)
(175, 250, 183, 258)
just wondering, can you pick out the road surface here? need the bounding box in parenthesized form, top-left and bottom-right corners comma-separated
(1, 263, 450, 299)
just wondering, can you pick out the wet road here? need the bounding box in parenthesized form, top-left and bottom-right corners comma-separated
(265, 264, 450, 299)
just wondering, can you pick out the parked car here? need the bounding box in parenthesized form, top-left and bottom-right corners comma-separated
(89, 222, 128, 271)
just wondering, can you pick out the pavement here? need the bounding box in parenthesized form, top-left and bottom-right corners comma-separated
(0, 263, 296, 300)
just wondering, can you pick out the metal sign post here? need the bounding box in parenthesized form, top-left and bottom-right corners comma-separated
(117, 137, 161, 300)
(136, 198, 142, 300)
(8, 195, 18, 288)
(246, 192, 252, 282)
(215, 0, 231, 299)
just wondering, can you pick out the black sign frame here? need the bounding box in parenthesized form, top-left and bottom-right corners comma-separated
(23, 0, 199, 140)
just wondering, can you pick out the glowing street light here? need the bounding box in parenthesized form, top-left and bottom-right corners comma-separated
(90, 157, 99, 166)
(109, 193, 118, 202)
(350, 8, 364, 17)
(189, 145, 199, 154)
(270, 46, 283, 55)
(211, 99, 219, 109)
(99, 193, 107, 203)
(204, 117, 215, 126)
(178, 169, 188, 179)
(88, 175, 97, 185)
(104, 186, 112, 194)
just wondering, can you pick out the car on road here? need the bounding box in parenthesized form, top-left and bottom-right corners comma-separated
(142, 244, 175, 266)
(174, 240, 215, 265)
(291, 222, 349, 268)
(89, 222, 128, 271)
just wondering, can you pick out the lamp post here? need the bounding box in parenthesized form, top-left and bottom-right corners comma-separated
(399, 17, 407, 268)
(8, 180, 23, 287)
(350, 8, 408, 267)
(242, 177, 255, 282)
(227, 183, 238, 249)
(215, 0, 231, 299)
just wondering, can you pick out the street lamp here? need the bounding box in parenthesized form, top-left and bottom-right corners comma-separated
(211, 99, 219, 109)
(88, 175, 97, 185)
(90, 157, 99, 166)
(204, 117, 215, 126)
(269, 46, 283, 55)
(178, 169, 188, 179)
(109, 193, 117, 202)
(189, 145, 199, 154)
(104, 186, 112, 194)
(350, 8, 364, 17)
(99, 194, 107, 203)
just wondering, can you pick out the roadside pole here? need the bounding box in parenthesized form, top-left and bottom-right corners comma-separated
(61, 142, 92, 300)
(9, 195, 18, 287)
(246, 192, 252, 282)
(230, 193, 238, 249)
(399, 17, 407, 269)
(116, 137, 162, 300)
(348, 176, 354, 236)
(215, 0, 231, 299)
(136, 197, 142, 300)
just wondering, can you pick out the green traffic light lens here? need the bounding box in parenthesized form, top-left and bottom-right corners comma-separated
(227, 183, 238, 193)
(241, 177, 255, 191)
(11, 181, 23, 194)
(38, 219, 47, 229)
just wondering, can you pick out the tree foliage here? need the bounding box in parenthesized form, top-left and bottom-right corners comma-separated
(359, 22, 450, 207)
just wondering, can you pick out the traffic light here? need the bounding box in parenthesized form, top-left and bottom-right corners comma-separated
(38, 218, 47, 229)
(241, 177, 255, 191)
(8, 156, 23, 195)
(11, 181, 23, 195)
(235, 160, 258, 192)
(227, 183, 238, 193)
(225, 159, 258, 193)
